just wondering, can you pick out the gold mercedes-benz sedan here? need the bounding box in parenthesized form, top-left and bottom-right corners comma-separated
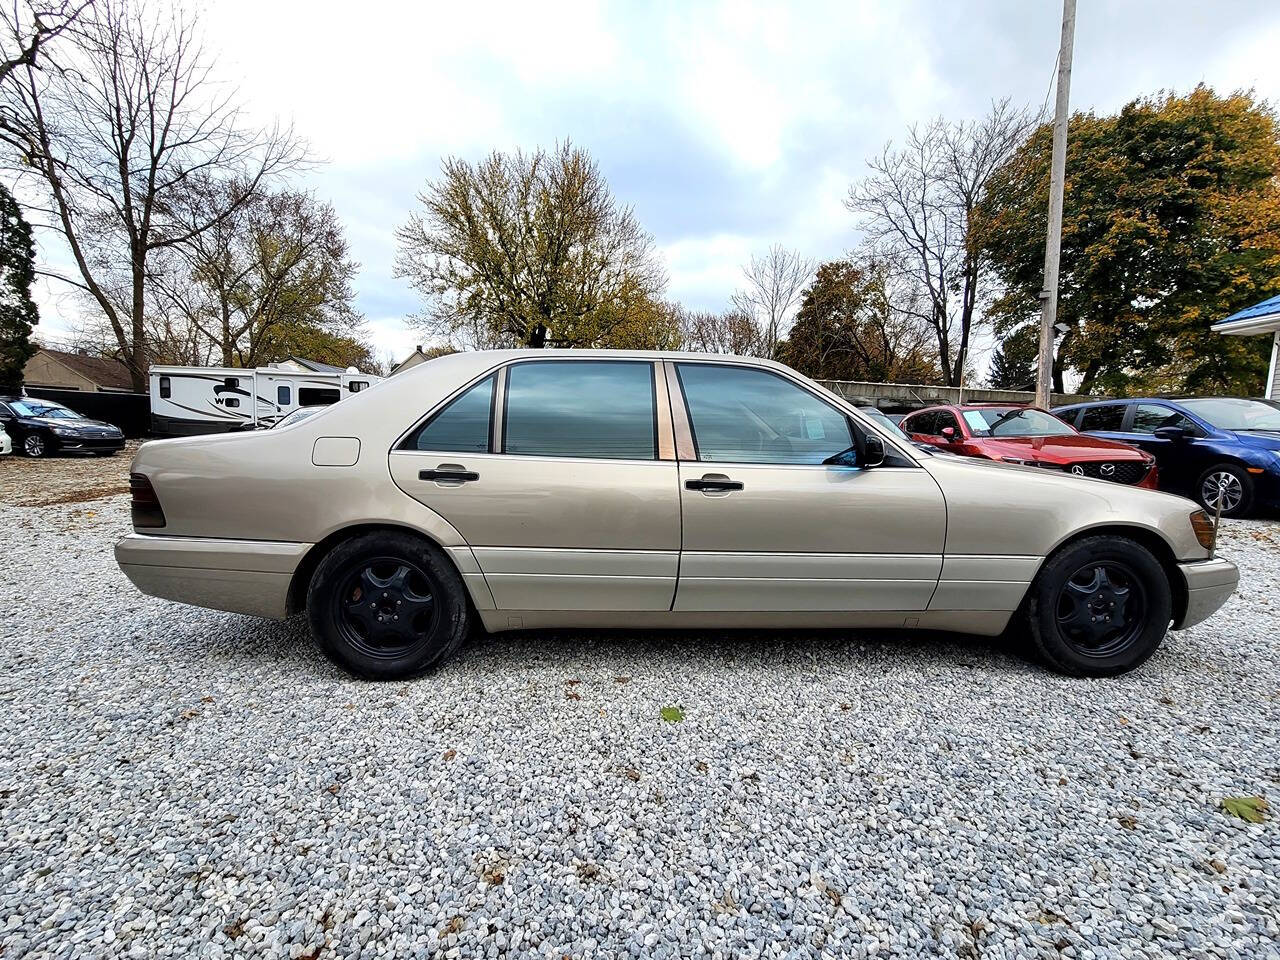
(116, 350, 1239, 679)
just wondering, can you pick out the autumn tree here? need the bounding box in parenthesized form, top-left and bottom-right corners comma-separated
(986, 325, 1038, 390)
(395, 141, 666, 349)
(0, 184, 37, 389)
(976, 86, 1280, 395)
(847, 100, 1035, 386)
(730, 244, 813, 359)
(158, 181, 364, 368)
(0, 0, 302, 390)
(776, 258, 939, 383)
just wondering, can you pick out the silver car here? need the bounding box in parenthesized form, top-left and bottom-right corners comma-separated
(117, 350, 1238, 679)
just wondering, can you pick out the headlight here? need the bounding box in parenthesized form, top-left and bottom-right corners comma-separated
(1190, 510, 1216, 550)
(1000, 457, 1033, 465)
(51, 426, 80, 437)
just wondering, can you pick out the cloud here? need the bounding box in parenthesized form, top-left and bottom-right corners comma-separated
(24, 0, 1280, 367)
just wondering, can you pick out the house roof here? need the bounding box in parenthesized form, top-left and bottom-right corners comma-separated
(1212, 294, 1280, 335)
(38, 348, 134, 390)
(287, 356, 348, 374)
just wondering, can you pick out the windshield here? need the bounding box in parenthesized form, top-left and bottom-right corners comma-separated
(1180, 398, 1280, 431)
(961, 407, 1075, 437)
(273, 407, 323, 428)
(858, 408, 910, 442)
(9, 400, 83, 419)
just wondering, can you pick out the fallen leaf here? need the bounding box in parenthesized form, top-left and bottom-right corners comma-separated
(200, 696, 215, 704)
(623, 767, 641, 781)
(565, 691, 581, 701)
(613, 676, 630, 684)
(695, 761, 708, 773)
(1220, 796, 1269, 823)
(223, 920, 244, 940)
(660, 705, 684, 723)
(442, 749, 456, 762)
(444, 916, 464, 935)
(839, 703, 851, 712)
(1116, 814, 1137, 830)
(326, 783, 341, 796)
(565, 678, 581, 686)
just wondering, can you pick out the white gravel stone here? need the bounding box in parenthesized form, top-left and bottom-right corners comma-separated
(0, 476, 1278, 959)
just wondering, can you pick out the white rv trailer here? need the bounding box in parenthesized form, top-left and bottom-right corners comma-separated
(149, 363, 379, 436)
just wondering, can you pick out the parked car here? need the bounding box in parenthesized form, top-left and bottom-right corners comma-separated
(0, 422, 10, 456)
(1054, 397, 1280, 518)
(272, 406, 327, 429)
(116, 350, 1237, 680)
(0, 396, 126, 457)
(901, 404, 1158, 488)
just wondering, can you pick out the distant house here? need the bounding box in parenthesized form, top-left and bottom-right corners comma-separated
(1212, 294, 1280, 399)
(391, 345, 454, 376)
(23, 347, 135, 393)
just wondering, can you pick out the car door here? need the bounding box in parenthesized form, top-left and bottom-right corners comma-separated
(1074, 402, 1129, 442)
(669, 361, 946, 612)
(388, 358, 681, 612)
(1122, 402, 1206, 493)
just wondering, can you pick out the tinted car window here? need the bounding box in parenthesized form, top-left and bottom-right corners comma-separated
(1078, 404, 1126, 432)
(1131, 404, 1196, 434)
(405, 373, 495, 452)
(676, 363, 851, 464)
(934, 411, 960, 434)
(903, 411, 937, 435)
(299, 387, 341, 406)
(505, 361, 656, 460)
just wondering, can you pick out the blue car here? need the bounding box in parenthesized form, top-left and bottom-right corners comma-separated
(1052, 397, 1280, 518)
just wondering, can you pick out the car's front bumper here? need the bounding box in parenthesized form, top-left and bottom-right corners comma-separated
(115, 533, 310, 618)
(54, 434, 126, 453)
(1173, 556, 1239, 629)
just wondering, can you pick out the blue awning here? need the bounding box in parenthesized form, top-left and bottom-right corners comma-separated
(1212, 293, 1280, 335)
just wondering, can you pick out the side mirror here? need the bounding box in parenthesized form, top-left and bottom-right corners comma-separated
(862, 434, 885, 467)
(940, 426, 959, 442)
(1153, 425, 1189, 441)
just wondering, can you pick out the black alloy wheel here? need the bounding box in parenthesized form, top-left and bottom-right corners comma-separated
(1054, 561, 1147, 659)
(332, 557, 440, 660)
(1021, 535, 1172, 677)
(22, 434, 47, 457)
(307, 531, 471, 679)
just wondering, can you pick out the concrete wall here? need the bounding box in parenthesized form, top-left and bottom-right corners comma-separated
(816, 378, 1089, 412)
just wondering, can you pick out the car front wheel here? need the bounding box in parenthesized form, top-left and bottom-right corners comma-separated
(306, 531, 471, 680)
(1196, 463, 1252, 518)
(1022, 535, 1173, 677)
(22, 434, 48, 457)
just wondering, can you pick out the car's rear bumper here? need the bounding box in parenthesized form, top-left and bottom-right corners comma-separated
(115, 533, 310, 619)
(1173, 556, 1239, 629)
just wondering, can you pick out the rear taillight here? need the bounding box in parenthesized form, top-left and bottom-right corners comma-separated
(129, 473, 166, 529)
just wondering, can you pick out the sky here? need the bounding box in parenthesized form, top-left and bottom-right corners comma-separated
(31, 0, 1280, 369)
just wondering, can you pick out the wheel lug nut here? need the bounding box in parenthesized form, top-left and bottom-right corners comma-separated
(393, 615, 399, 621)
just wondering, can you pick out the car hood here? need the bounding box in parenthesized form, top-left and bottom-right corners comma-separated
(974, 434, 1146, 461)
(24, 415, 120, 432)
(1230, 430, 1280, 452)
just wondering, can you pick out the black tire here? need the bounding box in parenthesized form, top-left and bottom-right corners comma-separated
(22, 433, 49, 458)
(1021, 535, 1173, 677)
(1195, 463, 1253, 518)
(306, 531, 470, 680)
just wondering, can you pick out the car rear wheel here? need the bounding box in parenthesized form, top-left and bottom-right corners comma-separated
(1022, 535, 1172, 677)
(1196, 463, 1252, 518)
(22, 434, 48, 457)
(306, 531, 471, 680)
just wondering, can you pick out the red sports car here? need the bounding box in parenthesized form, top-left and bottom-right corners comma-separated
(900, 404, 1158, 488)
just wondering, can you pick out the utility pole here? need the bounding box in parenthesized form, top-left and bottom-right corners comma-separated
(1035, 0, 1077, 410)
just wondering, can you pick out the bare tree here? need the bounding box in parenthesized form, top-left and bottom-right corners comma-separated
(679, 307, 766, 357)
(157, 180, 360, 367)
(0, 0, 91, 87)
(730, 244, 813, 359)
(847, 100, 1035, 386)
(395, 141, 666, 350)
(0, 0, 303, 390)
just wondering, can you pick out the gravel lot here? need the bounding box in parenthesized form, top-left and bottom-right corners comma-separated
(1, 450, 1278, 959)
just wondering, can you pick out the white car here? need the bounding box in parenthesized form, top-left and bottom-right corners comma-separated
(0, 423, 11, 456)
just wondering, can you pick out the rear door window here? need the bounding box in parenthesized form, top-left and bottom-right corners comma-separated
(1131, 404, 1197, 434)
(405, 374, 495, 452)
(1078, 404, 1126, 432)
(504, 361, 656, 460)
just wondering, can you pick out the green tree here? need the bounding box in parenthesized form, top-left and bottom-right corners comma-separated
(394, 141, 666, 349)
(986, 325, 1038, 390)
(976, 86, 1280, 395)
(777, 258, 940, 383)
(0, 184, 37, 390)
